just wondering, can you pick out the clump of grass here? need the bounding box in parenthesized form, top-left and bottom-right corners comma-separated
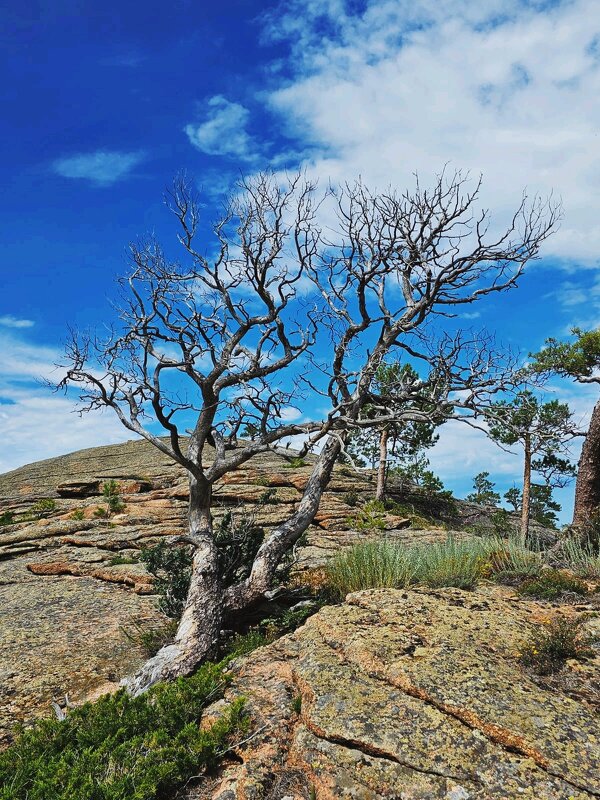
(483, 536, 543, 583)
(324, 534, 542, 598)
(559, 536, 600, 579)
(416, 537, 485, 590)
(0, 511, 15, 526)
(69, 509, 85, 521)
(325, 540, 417, 598)
(518, 569, 588, 601)
(108, 553, 139, 566)
(284, 457, 307, 468)
(0, 661, 246, 800)
(291, 694, 302, 714)
(123, 620, 179, 657)
(519, 616, 596, 674)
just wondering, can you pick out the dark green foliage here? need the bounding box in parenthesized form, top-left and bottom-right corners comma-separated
(518, 569, 589, 600)
(0, 511, 15, 526)
(519, 616, 596, 674)
(529, 328, 600, 382)
(343, 490, 360, 507)
(215, 509, 264, 587)
(0, 662, 246, 800)
(504, 484, 562, 528)
(70, 509, 85, 520)
(465, 472, 500, 506)
(108, 553, 138, 566)
(258, 488, 278, 505)
(344, 362, 444, 483)
(140, 540, 194, 619)
(291, 695, 302, 714)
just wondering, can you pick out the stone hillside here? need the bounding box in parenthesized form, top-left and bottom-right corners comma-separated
(0, 438, 464, 744)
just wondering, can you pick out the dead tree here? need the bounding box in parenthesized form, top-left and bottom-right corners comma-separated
(57, 170, 558, 693)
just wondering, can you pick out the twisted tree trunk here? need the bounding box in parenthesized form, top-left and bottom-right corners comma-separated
(125, 478, 222, 696)
(573, 398, 600, 528)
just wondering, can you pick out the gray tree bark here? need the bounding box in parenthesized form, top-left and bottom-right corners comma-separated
(375, 428, 389, 502)
(521, 434, 531, 540)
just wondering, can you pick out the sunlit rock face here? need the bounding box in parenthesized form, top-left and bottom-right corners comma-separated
(187, 587, 600, 800)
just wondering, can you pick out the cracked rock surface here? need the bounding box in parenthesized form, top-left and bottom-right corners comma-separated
(188, 588, 600, 800)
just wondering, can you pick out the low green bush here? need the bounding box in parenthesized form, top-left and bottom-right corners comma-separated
(348, 499, 387, 531)
(140, 541, 193, 619)
(518, 569, 588, 601)
(69, 509, 85, 521)
(0, 662, 246, 800)
(343, 490, 360, 507)
(0, 511, 15, 526)
(519, 616, 596, 674)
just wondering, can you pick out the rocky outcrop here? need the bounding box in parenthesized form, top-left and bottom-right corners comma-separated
(189, 587, 600, 800)
(0, 439, 449, 744)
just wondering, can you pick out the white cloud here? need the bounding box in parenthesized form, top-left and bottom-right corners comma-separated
(52, 150, 146, 186)
(0, 315, 34, 329)
(0, 334, 130, 474)
(185, 95, 257, 160)
(263, 0, 600, 263)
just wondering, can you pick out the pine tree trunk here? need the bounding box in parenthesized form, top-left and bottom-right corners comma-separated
(573, 397, 600, 528)
(125, 476, 222, 696)
(521, 434, 531, 540)
(375, 428, 389, 502)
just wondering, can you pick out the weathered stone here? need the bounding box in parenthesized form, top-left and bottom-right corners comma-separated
(188, 587, 600, 800)
(56, 480, 101, 498)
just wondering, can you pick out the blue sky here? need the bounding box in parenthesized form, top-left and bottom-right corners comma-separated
(2, 0, 600, 522)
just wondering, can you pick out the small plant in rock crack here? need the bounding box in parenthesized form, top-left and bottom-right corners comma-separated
(291, 694, 302, 714)
(30, 498, 57, 517)
(102, 480, 125, 516)
(519, 616, 596, 674)
(0, 511, 15, 526)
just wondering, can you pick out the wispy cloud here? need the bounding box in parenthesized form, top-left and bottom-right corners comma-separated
(0, 315, 34, 329)
(184, 95, 258, 160)
(262, 0, 600, 264)
(52, 149, 146, 186)
(0, 333, 129, 474)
